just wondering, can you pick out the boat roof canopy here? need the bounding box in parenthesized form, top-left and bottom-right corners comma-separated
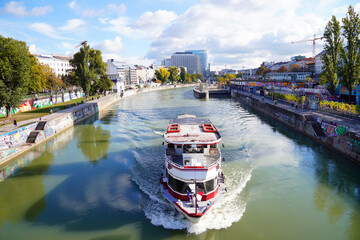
(169, 118, 212, 125)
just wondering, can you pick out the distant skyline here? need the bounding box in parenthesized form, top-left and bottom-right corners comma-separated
(1, 0, 359, 70)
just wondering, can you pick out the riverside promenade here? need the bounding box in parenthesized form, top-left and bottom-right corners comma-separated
(0, 84, 193, 165)
(231, 88, 360, 163)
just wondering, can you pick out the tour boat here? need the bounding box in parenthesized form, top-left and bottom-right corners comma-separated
(160, 114, 226, 223)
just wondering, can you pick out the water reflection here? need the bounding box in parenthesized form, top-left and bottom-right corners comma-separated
(237, 100, 360, 240)
(0, 150, 54, 225)
(76, 125, 111, 165)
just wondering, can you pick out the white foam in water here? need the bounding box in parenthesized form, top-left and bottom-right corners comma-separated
(153, 130, 164, 136)
(132, 147, 253, 234)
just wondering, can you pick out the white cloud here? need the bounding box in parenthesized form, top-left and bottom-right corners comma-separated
(132, 10, 178, 39)
(97, 36, 123, 53)
(4, 1, 53, 17)
(146, 0, 325, 67)
(28, 44, 37, 54)
(59, 19, 86, 31)
(104, 16, 137, 38)
(29, 22, 68, 40)
(332, 5, 348, 15)
(69, 1, 126, 17)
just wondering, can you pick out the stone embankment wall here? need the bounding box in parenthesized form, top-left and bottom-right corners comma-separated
(231, 90, 360, 163)
(0, 85, 193, 165)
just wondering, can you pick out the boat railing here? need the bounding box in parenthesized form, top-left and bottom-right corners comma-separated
(165, 148, 221, 169)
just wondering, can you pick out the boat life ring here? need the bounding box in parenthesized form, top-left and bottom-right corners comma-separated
(202, 124, 217, 132)
(167, 124, 180, 133)
(210, 148, 217, 155)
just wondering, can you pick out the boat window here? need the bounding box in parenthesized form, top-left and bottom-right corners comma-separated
(168, 143, 174, 148)
(196, 182, 205, 192)
(167, 174, 190, 194)
(210, 144, 217, 149)
(204, 177, 218, 193)
(177, 145, 182, 148)
(183, 144, 204, 153)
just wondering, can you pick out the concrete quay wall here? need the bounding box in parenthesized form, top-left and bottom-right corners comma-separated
(231, 90, 360, 163)
(0, 84, 193, 165)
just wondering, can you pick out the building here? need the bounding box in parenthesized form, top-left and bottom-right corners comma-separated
(35, 54, 72, 76)
(171, 52, 201, 74)
(161, 59, 171, 67)
(291, 55, 306, 61)
(185, 50, 209, 76)
(315, 50, 325, 76)
(106, 59, 126, 92)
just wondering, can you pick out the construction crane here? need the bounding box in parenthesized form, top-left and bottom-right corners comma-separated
(291, 34, 324, 62)
(75, 40, 87, 48)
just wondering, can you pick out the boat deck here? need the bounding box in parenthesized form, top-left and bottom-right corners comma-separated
(164, 117, 221, 144)
(166, 148, 220, 167)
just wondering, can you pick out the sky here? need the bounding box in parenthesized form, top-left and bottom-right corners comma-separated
(1, 0, 360, 70)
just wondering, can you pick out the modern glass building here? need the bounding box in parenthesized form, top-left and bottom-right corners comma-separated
(171, 52, 201, 74)
(185, 50, 209, 76)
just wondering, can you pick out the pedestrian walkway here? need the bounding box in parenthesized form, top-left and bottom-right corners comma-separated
(0, 118, 39, 135)
(233, 89, 360, 133)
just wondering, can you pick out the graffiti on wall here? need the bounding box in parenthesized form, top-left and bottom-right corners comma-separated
(275, 112, 295, 125)
(0, 91, 84, 117)
(320, 120, 348, 137)
(0, 123, 37, 150)
(348, 137, 360, 154)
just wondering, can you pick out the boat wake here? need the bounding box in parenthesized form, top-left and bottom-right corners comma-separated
(131, 148, 252, 234)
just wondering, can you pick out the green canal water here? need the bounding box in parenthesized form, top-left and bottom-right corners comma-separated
(1, 87, 360, 240)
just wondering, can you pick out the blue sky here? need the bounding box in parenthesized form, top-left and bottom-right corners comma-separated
(1, 0, 359, 69)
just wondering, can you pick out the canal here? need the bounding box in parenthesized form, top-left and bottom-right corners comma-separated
(1, 87, 360, 239)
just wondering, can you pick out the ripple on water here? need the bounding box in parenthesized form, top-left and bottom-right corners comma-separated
(130, 144, 252, 234)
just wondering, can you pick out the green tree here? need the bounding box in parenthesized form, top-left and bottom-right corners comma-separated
(90, 74, 113, 95)
(217, 76, 225, 83)
(180, 66, 186, 82)
(322, 15, 343, 95)
(168, 66, 180, 83)
(236, 72, 243, 78)
(70, 42, 107, 100)
(0, 36, 31, 117)
(43, 64, 63, 92)
(26, 55, 46, 93)
(195, 73, 203, 80)
(190, 74, 196, 82)
(339, 5, 360, 102)
(154, 68, 170, 83)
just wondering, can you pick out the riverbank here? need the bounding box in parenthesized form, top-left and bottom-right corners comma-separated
(231, 89, 360, 163)
(0, 84, 193, 165)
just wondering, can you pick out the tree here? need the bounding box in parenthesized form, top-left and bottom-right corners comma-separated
(217, 76, 225, 83)
(339, 5, 360, 102)
(255, 66, 271, 75)
(25, 55, 47, 93)
(0, 36, 31, 117)
(236, 72, 243, 78)
(195, 73, 203, 80)
(43, 64, 63, 93)
(322, 15, 343, 95)
(289, 63, 301, 72)
(168, 66, 180, 83)
(154, 68, 170, 83)
(70, 42, 107, 100)
(90, 73, 113, 95)
(277, 66, 287, 72)
(180, 66, 186, 82)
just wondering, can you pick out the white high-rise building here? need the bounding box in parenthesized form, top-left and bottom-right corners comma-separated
(35, 54, 72, 76)
(171, 52, 201, 74)
(315, 50, 325, 75)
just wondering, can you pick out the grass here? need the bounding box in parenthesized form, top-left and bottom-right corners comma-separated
(0, 95, 100, 124)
